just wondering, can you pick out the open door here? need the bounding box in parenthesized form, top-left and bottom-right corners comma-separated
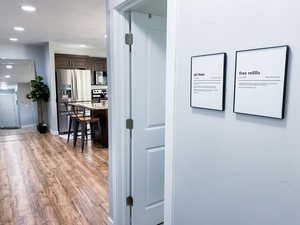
(130, 11, 166, 225)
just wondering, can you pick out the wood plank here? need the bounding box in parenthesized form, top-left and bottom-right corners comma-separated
(0, 132, 109, 225)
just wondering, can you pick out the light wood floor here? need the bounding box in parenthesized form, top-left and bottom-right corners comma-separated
(0, 131, 109, 225)
(0, 127, 36, 137)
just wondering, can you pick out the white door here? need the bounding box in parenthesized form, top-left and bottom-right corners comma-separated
(131, 11, 166, 225)
(0, 92, 20, 128)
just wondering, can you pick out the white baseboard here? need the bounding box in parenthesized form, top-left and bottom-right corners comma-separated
(21, 124, 36, 128)
(108, 217, 114, 225)
(50, 129, 59, 135)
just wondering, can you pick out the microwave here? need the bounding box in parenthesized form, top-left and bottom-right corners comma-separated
(93, 71, 107, 85)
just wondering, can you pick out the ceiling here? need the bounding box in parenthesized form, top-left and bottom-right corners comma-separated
(132, 0, 167, 16)
(0, 0, 107, 50)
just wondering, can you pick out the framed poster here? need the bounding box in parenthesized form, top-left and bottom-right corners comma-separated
(190, 53, 226, 111)
(234, 45, 289, 119)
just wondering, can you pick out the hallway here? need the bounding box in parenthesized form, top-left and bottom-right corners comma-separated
(0, 132, 109, 225)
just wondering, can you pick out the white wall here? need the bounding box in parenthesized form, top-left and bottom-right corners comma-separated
(171, 1, 300, 225)
(43, 42, 58, 133)
(0, 42, 46, 76)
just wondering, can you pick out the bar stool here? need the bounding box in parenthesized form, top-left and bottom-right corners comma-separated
(72, 106, 101, 152)
(66, 103, 84, 143)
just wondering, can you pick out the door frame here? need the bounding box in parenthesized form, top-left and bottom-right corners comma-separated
(106, 0, 178, 224)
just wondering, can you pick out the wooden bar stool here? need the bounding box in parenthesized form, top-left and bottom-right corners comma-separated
(66, 103, 84, 143)
(73, 106, 101, 152)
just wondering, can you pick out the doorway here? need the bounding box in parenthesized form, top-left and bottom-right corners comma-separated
(0, 59, 37, 135)
(129, 10, 166, 225)
(0, 89, 20, 129)
(123, 1, 168, 224)
(107, 0, 168, 224)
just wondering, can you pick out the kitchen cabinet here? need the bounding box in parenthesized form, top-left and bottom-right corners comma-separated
(55, 55, 71, 69)
(55, 54, 90, 69)
(91, 57, 107, 71)
(55, 54, 107, 71)
(69, 56, 90, 69)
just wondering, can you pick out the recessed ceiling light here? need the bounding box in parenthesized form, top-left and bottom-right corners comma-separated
(6, 65, 13, 69)
(21, 5, 36, 12)
(9, 38, 18, 42)
(79, 44, 87, 48)
(104, 34, 108, 39)
(4, 75, 11, 78)
(14, 26, 25, 31)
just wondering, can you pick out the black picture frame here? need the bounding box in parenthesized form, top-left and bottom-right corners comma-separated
(233, 45, 289, 119)
(190, 52, 227, 111)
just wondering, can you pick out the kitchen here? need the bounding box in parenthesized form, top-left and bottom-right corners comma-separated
(0, 0, 111, 224)
(55, 54, 108, 149)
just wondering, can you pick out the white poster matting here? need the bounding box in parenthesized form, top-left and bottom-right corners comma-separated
(191, 53, 226, 111)
(234, 46, 288, 119)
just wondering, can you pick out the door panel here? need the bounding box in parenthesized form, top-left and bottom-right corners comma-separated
(146, 28, 166, 128)
(146, 146, 165, 205)
(0, 92, 20, 128)
(131, 11, 166, 225)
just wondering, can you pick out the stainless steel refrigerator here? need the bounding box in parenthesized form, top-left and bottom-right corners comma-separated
(56, 69, 92, 134)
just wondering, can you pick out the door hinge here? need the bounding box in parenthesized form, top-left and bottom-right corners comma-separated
(126, 119, 133, 130)
(126, 196, 134, 206)
(125, 33, 133, 45)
